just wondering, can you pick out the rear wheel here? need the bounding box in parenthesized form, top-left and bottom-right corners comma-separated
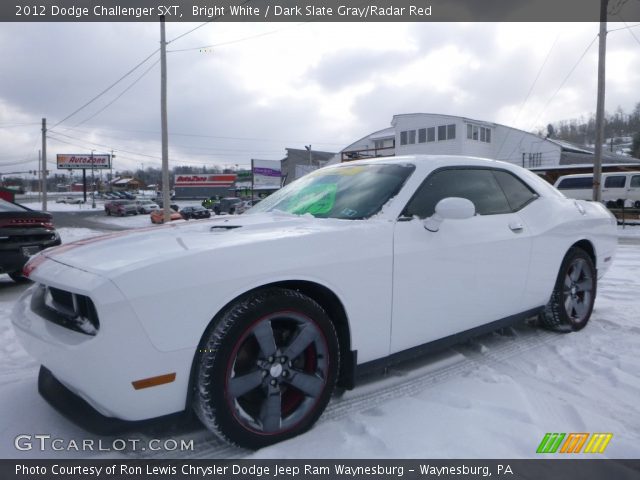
(538, 247, 596, 332)
(193, 288, 339, 449)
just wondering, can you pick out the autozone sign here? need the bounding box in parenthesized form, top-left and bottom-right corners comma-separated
(57, 154, 111, 169)
(175, 174, 236, 187)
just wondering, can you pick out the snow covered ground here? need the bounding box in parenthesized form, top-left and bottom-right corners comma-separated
(0, 223, 639, 459)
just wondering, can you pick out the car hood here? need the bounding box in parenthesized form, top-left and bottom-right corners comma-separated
(34, 212, 365, 278)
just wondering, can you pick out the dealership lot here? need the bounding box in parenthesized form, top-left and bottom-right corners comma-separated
(0, 219, 639, 458)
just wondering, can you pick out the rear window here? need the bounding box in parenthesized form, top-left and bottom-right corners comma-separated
(0, 199, 28, 212)
(557, 177, 592, 190)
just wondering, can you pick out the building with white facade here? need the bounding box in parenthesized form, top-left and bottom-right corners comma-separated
(339, 113, 640, 182)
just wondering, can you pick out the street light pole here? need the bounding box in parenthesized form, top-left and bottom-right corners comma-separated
(305, 144, 312, 166)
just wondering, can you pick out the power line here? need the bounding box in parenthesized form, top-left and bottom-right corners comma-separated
(168, 23, 308, 53)
(48, 131, 161, 160)
(495, 32, 561, 158)
(50, 48, 160, 131)
(58, 124, 344, 147)
(503, 34, 599, 162)
(607, 22, 640, 32)
(73, 59, 161, 128)
(621, 21, 640, 46)
(165, 0, 253, 45)
(0, 123, 40, 129)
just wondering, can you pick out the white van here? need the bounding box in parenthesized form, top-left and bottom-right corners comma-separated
(554, 172, 640, 208)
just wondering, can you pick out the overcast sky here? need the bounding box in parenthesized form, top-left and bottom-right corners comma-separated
(1, 21, 639, 176)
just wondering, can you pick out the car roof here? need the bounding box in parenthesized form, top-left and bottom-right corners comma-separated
(328, 154, 522, 173)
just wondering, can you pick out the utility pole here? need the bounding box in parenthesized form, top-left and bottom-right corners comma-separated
(160, 16, 171, 223)
(593, 0, 608, 202)
(41, 118, 48, 211)
(110, 150, 115, 186)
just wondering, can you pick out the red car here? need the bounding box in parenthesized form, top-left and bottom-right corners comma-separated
(104, 200, 138, 216)
(150, 209, 182, 224)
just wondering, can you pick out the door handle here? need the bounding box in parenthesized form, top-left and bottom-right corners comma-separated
(509, 222, 524, 233)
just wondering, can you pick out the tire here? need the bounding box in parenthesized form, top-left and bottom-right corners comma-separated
(538, 247, 596, 332)
(9, 271, 31, 283)
(635, 200, 640, 209)
(106, 209, 111, 216)
(193, 288, 339, 449)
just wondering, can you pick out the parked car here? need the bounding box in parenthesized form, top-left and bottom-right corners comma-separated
(136, 200, 160, 214)
(0, 199, 60, 282)
(55, 196, 84, 204)
(150, 208, 182, 224)
(104, 200, 138, 216)
(211, 197, 244, 215)
(201, 196, 219, 210)
(121, 191, 136, 200)
(180, 206, 211, 220)
(554, 171, 640, 208)
(154, 198, 180, 211)
(11, 155, 617, 449)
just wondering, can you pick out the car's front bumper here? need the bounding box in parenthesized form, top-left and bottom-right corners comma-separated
(11, 262, 194, 422)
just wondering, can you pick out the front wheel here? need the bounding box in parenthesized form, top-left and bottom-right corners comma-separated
(539, 247, 596, 332)
(193, 288, 339, 449)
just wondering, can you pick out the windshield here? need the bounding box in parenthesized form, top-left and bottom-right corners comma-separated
(248, 163, 415, 219)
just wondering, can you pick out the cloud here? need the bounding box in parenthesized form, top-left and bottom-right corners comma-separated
(1, 22, 639, 175)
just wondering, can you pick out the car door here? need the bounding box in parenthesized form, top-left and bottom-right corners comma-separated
(628, 174, 640, 206)
(602, 174, 627, 204)
(391, 167, 534, 354)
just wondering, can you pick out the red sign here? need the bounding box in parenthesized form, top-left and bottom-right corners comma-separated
(57, 154, 111, 169)
(174, 174, 236, 187)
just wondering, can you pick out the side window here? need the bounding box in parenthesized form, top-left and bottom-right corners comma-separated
(557, 177, 592, 189)
(492, 170, 538, 211)
(631, 175, 640, 188)
(604, 175, 625, 188)
(403, 168, 511, 219)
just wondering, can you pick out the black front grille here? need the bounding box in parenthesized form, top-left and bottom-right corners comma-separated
(31, 284, 100, 336)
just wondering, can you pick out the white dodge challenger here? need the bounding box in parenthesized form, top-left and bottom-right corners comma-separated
(12, 155, 617, 449)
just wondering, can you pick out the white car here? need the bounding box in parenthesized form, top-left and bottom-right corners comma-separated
(55, 196, 84, 204)
(12, 155, 617, 449)
(136, 200, 160, 214)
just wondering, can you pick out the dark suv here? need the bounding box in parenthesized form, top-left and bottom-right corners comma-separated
(0, 199, 61, 282)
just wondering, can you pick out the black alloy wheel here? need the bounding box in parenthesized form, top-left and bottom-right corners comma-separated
(193, 288, 339, 449)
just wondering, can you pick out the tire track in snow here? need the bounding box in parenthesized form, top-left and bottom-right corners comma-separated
(124, 322, 561, 459)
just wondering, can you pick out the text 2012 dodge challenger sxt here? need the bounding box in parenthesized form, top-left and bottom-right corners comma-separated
(12, 156, 617, 449)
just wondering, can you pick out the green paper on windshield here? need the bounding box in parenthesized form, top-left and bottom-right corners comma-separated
(289, 183, 337, 215)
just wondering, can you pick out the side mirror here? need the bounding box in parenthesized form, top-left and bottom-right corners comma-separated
(424, 197, 476, 232)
